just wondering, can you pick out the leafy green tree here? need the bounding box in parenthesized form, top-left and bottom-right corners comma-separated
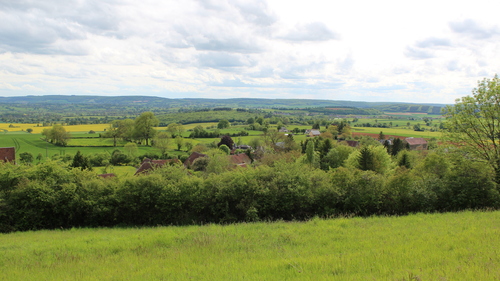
(218, 135, 234, 149)
(184, 141, 193, 153)
(319, 138, 333, 159)
(26, 128, 33, 133)
(71, 150, 92, 171)
(444, 75, 500, 183)
(396, 150, 414, 169)
(357, 146, 374, 171)
(322, 143, 356, 169)
(110, 149, 129, 165)
(134, 112, 159, 146)
(19, 152, 33, 164)
(106, 119, 134, 146)
(153, 132, 170, 157)
(378, 131, 385, 140)
(42, 125, 70, 146)
(192, 156, 210, 171)
(166, 123, 184, 137)
(346, 145, 394, 174)
(304, 140, 319, 167)
(36, 153, 43, 162)
(205, 149, 231, 174)
(192, 125, 205, 137)
(390, 138, 406, 156)
(175, 136, 184, 151)
(124, 143, 138, 159)
(217, 119, 230, 129)
(219, 144, 230, 155)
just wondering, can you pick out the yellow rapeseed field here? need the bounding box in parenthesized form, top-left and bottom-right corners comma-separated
(1, 122, 219, 134)
(0, 123, 110, 134)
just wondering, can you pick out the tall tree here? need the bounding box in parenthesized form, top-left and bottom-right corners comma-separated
(166, 123, 184, 137)
(153, 132, 170, 157)
(106, 120, 121, 147)
(19, 152, 34, 164)
(390, 138, 405, 156)
(134, 112, 159, 146)
(42, 125, 70, 146)
(218, 135, 234, 149)
(217, 119, 230, 129)
(71, 150, 92, 171)
(444, 75, 500, 183)
(175, 136, 184, 151)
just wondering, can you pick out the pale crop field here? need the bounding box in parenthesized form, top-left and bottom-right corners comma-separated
(1, 211, 499, 280)
(0, 123, 110, 134)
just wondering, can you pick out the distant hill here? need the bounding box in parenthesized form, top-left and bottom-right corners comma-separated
(0, 95, 448, 110)
(371, 103, 446, 114)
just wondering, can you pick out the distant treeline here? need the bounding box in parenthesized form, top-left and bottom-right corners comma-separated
(0, 96, 446, 124)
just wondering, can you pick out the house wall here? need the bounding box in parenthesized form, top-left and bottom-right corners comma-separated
(0, 147, 15, 163)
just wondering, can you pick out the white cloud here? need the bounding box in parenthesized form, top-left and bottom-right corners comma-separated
(1, 0, 500, 103)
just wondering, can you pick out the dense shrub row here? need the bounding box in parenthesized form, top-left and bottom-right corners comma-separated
(1, 153, 499, 233)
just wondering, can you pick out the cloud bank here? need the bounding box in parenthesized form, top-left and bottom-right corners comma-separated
(1, 0, 499, 103)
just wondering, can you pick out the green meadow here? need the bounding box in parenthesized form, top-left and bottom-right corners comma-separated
(0, 117, 441, 163)
(0, 131, 159, 160)
(1, 211, 499, 280)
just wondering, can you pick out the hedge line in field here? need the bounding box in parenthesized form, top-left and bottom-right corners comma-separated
(0, 155, 499, 233)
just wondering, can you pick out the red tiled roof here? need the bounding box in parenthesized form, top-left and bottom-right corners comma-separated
(98, 173, 116, 178)
(229, 153, 251, 165)
(0, 147, 15, 163)
(184, 152, 208, 167)
(345, 140, 359, 147)
(135, 158, 181, 175)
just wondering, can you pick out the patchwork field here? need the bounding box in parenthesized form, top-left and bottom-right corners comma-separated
(0, 211, 498, 280)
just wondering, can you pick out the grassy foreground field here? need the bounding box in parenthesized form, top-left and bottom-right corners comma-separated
(1, 211, 499, 280)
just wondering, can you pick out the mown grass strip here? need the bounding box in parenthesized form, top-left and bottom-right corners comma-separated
(1, 211, 499, 280)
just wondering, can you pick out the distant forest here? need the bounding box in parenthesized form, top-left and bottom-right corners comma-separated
(0, 95, 446, 124)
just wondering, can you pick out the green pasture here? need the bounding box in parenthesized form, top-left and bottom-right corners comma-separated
(352, 127, 442, 138)
(0, 132, 163, 160)
(1, 211, 499, 280)
(67, 138, 124, 147)
(353, 117, 442, 128)
(0, 120, 443, 164)
(95, 165, 138, 176)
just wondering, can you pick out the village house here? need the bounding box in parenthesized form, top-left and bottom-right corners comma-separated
(339, 140, 359, 148)
(405, 137, 428, 150)
(135, 158, 181, 175)
(305, 129, 321, 137)
(0, 147, 15, 163)
(183, 152, 208, 168)
(229, 153, 252, 168)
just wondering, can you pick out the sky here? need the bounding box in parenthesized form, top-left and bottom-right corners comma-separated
(1, 0, 499, 104)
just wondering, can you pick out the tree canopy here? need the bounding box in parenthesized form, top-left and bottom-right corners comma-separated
(134, 112, 159, 146)
(444, 75, 500, 183)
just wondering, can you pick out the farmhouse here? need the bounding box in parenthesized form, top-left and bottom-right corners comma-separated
(229, 153, 252, 167)
(305, 129, 321, 137)
(405, 137, 428, 150)
(339, 140, 359, 148)
(184, 152, 208, 168)
(135, 158, 181, 175)
(0, 147, 15, 163)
